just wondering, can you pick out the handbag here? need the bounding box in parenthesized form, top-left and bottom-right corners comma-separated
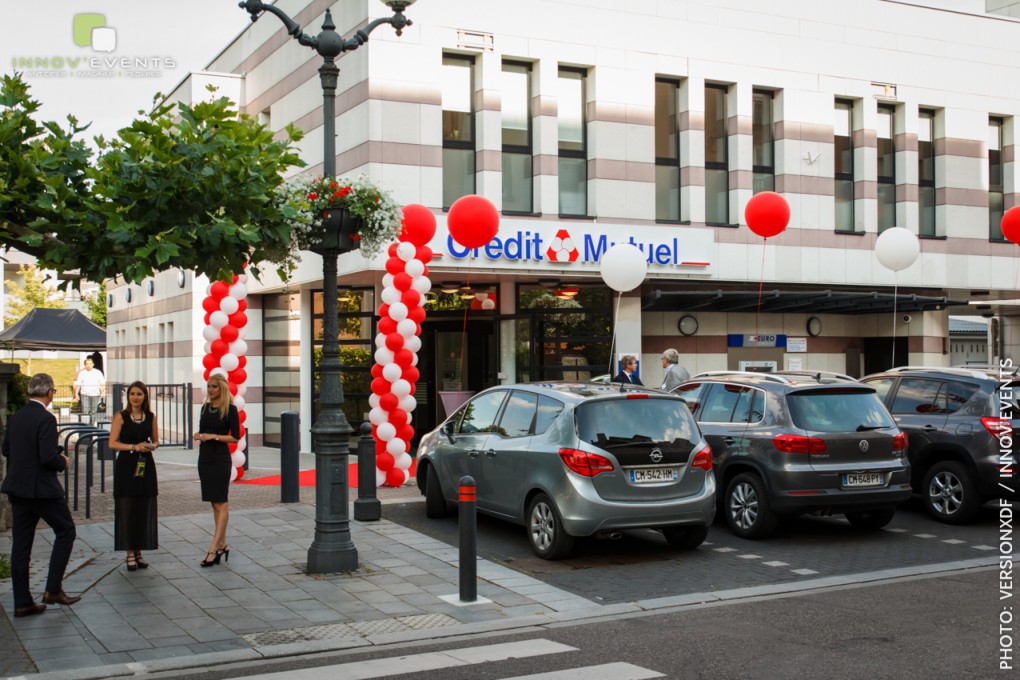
(97, 399, 107, 412)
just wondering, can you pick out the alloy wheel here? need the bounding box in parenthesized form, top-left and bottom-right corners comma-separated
(530, 501, 555, 552)
(729, 481, 759, 530)
(928, 469, 964, 516)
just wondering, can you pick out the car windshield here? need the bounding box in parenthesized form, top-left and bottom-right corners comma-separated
(574, 398, 698, 448)
(787, 388, 896, 433)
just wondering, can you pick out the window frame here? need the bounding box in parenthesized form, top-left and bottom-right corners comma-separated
(877, 103, 897, 232)
(558, 66, 589, 218)
(834, 98, 856, 233)
(655, 77, 682, 222)
(442, 53, 477, 210)
(918, 108, 936, 237)
(704, 83, 730, 226)
(752, 89, 775, 194)
(990, 116, 1005, 242)
(502, 60, 534, 215)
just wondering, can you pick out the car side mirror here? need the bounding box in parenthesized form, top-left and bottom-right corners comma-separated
(443, 420, 457, 444)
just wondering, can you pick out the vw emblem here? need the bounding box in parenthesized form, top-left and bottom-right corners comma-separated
(858, 440, 869, 452)
(649, 449, 664, 463)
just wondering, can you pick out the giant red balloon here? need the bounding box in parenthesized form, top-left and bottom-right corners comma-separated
(447, 195, 499, 248)
(401, 204, 437, 246)
(745, 191, 790, 239)
(1003, 206, 1020, 245)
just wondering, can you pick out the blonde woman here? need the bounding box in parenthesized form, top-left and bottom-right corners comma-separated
(193, 374, 240, 567)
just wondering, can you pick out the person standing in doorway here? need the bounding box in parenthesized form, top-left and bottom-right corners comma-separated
(1, 373, 81, 618)
(612, 355, 644, 385)
(193, 374, 240, 567)
(660, 348, 690, 392)
(73, 357, 106, 422)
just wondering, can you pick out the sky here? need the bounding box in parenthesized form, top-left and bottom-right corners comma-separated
(2, 0, 254, 142)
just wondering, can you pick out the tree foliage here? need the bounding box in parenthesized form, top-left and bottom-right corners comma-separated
(82, 279, 107, 328)
(3, 263, 65, 327)
(0, 73, 306, 284)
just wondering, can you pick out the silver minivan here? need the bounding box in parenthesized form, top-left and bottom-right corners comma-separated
(415, 382, 716, 559)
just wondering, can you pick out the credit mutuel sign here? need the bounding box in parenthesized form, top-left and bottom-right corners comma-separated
(428, 217, 716, 276)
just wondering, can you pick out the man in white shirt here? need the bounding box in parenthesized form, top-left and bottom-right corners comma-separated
(73, 357, 106, 422)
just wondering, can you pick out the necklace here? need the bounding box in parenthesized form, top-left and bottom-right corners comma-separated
(130, 413, 145, 423)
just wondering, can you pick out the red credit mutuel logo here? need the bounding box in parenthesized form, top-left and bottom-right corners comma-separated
(545, 229, 580, 263)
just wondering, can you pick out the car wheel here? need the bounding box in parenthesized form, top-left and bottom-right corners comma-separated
(724, 473, 779, 539)
(845, 508, 895, 530)
(527, 493, 575, 560)
(663, 524, 709, 550)
(923, 460, 981, 524)
(424, 464, 449, 518)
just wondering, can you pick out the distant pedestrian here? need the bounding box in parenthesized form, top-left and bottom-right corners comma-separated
(660, 348, 690, 392)
(1, 373, 81, 618)
(73, 357, 106, 422)
(612, 355, 644, 385)
(109, 381, 160, 571)
(193, 374, 240, 567)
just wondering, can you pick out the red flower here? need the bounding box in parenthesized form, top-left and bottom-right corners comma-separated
(330, 181, 338, 189)
(307, 192, 318, 201)
(336, 186, 353, 199)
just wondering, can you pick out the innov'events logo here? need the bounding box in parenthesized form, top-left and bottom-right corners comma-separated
(11, 12, 176, 78)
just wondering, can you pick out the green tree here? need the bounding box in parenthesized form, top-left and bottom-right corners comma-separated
(0, 73, 305, 285)
(82, 279, 107, 328)
(3, 263, 65, 326)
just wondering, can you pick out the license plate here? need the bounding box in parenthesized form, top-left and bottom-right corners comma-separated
(629, 467, 679, 484)
(842, 473, 884, 488)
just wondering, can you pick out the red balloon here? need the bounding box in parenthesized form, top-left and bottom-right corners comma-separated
(745, 191, 790, 239)
(228, 382, 238, 396)
(202, 354, 218, 370)
(228, 442, 237, 453)
(409, 382, 417, 396)
(234, 466, 245, 481)
(220, 325, 239, 342)
(408, 306, 426, 323)
(378, 317, 397, 335)
(228, 368, 247, 384)
(202, 297, 219, 314)
(447, 195, 499, 249)
(376, 451, 395, 471)
(386, 468, 406, 488)
(398, 424, 415, 444)
(404, 366, 420, 383)
(371, 364, 383, 379)
(231, 274, 239, 284)
(1003, 206, 1020, 245)
(388, 243, 399, 257)
(237, 299, 247, 313)
(238, 356, 247, 369)
(389, 409, 408, 428)
(371, 377, 390, 395)
(380, 393, 398, 411)
(386, 257, 404, 276)
(210, 281, 229, 299)
(401, 289, 421, 308)
(202, 368, 211, 381)
(203, 312, 212, 326)
(385, 333, 404, 352)
(378, 303, 390, 320)
(211, 339, 229, 357)
(239, 411, 247, 424)
(394, 349, 414, 367)
(228, 311, 248, 327)
(401, 204, 437, 246)
(375, 439, 388, 455)
(393, 273, 412, 291)
(416, 245, 433, 263)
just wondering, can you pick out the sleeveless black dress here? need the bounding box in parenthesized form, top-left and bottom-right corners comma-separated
(113, 411, 158, 551)
(197, 404, 240, 503)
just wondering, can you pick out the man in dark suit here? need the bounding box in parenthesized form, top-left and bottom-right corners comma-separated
(2, 373, 81, 618)
(612, 355, 644, 385)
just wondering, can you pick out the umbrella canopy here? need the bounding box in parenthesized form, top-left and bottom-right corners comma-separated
(0, 308, 106, 351)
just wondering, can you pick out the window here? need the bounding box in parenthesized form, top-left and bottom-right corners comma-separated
(535, 396, 565, 435)
(890, 378, 944, 414)
(496, 390, 538, 437)
(834, 99, 855, 232)
(877, 104, 896, 232)
(861, 377, 895, 403)
(787, 390, 895, 432)
(558, 67, 587, 216)
(673, 382, 706, 418)
(732, 386, 766, 424)
(918, 109, 936, 236)
(990, 117, 1005, 241)
(457, 390, 508, 434)
(312, 290, 377, 430)
(705, 84, 729, 224)
(699, 383, 745, 422)
(442, 55, 475, 209)
(502, 61, 532, 213)
(655, 78, 681, 221)
(752, 90, 775, 193)
(945, 381, 979, 414)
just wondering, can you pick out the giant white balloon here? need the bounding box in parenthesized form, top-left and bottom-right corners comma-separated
(600, 243, 649, 292)
(875, 227, 920, 272)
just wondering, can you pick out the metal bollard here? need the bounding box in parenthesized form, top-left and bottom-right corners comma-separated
(280, 411, 300, 503)
(458, 475, 477, 603)
(354, 422, 381, 521)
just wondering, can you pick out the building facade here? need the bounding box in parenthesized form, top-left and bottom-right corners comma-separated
(107, 0, 1020, 450)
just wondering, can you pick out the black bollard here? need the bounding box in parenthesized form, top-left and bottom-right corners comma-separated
(354, 422, 381, 521)
(458, 475, 477, 602)
(280, 411, 300, 503)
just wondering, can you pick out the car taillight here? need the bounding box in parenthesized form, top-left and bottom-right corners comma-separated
(773, 434, 827, 453)
(893, 432, 909, 452)
(558, 448, 615, 477)
(981, 416, 1013, 439)
(691, 443, 712, 471)
(625, 393, 649, 399)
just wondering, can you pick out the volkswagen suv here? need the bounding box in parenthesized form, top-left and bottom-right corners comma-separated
(672, 371, 911, 539)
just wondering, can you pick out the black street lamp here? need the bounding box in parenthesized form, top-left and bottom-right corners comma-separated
(239, 0, 417, 574)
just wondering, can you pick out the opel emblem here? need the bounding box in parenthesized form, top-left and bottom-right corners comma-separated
(650, 449, 664, 463)
(858, 440, 869, 452)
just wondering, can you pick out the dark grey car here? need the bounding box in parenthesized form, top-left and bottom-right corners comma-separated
(861, 365, 1019, 524)
(673, 371, 911, 539)
(415, 382, 716, 559)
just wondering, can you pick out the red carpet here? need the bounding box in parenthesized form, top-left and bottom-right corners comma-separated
(236, 461, 417, 488)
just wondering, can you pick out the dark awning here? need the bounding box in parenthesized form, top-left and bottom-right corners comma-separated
(642, 289, 969, 315)
(0, 308, 106, 351)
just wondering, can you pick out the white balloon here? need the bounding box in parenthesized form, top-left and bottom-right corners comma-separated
(237, 435, 247, 451)
(236, 384, 247, 397)
(206, 284, 213, 297)
(600, 243, 649, 292)
(231, 450, 246, 467)
(219, 296, 239, 315)
(475, 292, 487, 302)
(388, 302, 409, 321)
(411, 353, 419, 367)
(394, 453, 413, 470)
(203, 341, 212, 355)
(381, 287, 401, 305)
(236, 273, 248, 285)
(405, 335, 422, 353)
(369, 407, 388, 425)
(210, 311, 229, 329)
(368, 393, 381, 409)
(376, 469, 387, 487)
(202, 326, 219, 342)
(376, 422, 397, 442)
(375, 347, 395, 364)
(229, 282, 248, 299)
(229, 339, 248, 356)
(397, 319, 417, 338)
(382, 363, 403, 382)
(375, 333, 388, 349)
(234, 395, 246, 410)
(404, 259, 425, 277)
(386, 437, 406, 456)
(230, 466, 238, 482)
(391, 379, 411, 398)
(398, 395, 417, 412)
(210, 367, 228, 379)
(875, 227, 920, 272)
(236, 326, 247, 340)
(412, 276, 432, 294)
(482, 298, 495, 310)
(382, 273, 395, 289)
(220, 353, 239, 372)
(396, 241, 416, 262)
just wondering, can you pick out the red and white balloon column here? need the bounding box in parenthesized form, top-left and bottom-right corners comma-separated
(370, 205, 436, 487)
(200, 274, 250, 482)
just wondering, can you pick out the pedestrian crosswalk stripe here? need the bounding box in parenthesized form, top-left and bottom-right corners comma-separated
(500, 662, 666, 679)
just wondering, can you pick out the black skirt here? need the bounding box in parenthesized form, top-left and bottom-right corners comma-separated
(114, 496, 158, 551)
(198, 451, 232, 503)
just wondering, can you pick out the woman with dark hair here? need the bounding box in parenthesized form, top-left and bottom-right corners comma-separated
(109, 381, 160, 570)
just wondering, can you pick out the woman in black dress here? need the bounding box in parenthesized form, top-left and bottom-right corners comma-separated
(193, 374, 240, 567)
(110, 381, 160, 571)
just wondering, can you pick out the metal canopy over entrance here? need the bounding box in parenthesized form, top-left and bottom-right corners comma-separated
(642, 289, 969, 315)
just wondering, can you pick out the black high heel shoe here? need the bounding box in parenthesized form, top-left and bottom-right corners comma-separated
(200, 551, 220, 567)
(126, 554, 137, 572)
(218, 546, 230, 563)
(134, 552, 149, 569)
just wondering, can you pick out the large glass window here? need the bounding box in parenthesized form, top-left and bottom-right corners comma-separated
(559, 68, 587, 217)
(502, 61, 533, 213)
(705, 84, 729, 224)
(655, 78, 681, 221)
(311, 289, 376, 430)
(752, 90, 775, 193)
(262, 293, 301, 448)
(990, 117, 1005, 241)
(514, 286, 611, 383)
(919, 109, 936, 236)
(442, 55, 475, 209)
(835, 99, 855, 232)
(877, 104, 896, 232)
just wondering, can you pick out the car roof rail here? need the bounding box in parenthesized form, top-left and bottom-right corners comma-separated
(774, 370, 859, 383)
(691, 370, 791, 384)
(887, 365, 990, 379)
(952, 364, 1020, 377)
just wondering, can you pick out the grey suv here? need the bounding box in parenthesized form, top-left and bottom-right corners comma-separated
(415, 382, 716, 559)
(861, 366, 1019, 524)
(673, 371, 911, 539)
